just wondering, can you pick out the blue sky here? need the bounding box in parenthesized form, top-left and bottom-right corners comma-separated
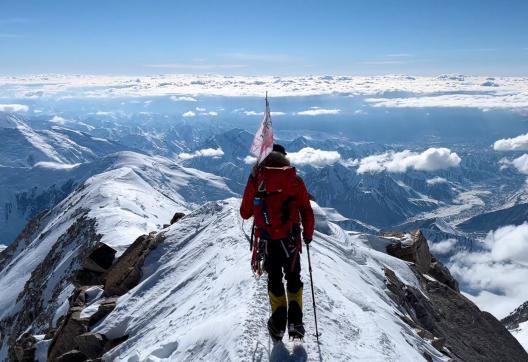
(0, 0, 527, 76)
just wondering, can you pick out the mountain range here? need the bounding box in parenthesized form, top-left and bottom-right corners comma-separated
(1, 110, 527, 360)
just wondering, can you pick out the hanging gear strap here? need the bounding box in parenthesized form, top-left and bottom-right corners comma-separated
(289, 224, 302, 273)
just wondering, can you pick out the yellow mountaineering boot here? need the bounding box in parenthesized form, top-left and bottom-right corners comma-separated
(287, 287, 305, 339)
(268, 291, 287, 341)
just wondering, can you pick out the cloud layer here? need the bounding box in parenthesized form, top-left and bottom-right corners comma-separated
(450, 223, 528, 318)
(3, 74, 527, 111)
(355, 148, 461, 174)
(0, 104, 28, 112)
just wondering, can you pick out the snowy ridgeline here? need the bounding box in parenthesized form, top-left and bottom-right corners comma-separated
(0, 152, 235, 360)
(0, 149, 526, 361)
(93, 198, 445, 361)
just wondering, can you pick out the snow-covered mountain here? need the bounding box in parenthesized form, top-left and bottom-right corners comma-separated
(1, 162, 526, 361)
(458, 203, 528, 233)
(1, 107, 528, 360)
(0, 151, 235, 360)
(0, 112, 129, 167)
(503, 301, 528, 352)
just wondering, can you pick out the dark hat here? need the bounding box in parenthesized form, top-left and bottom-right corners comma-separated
(273, 144, 287, 155)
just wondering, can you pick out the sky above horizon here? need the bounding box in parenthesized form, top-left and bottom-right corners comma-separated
(0, 0, 527, 76)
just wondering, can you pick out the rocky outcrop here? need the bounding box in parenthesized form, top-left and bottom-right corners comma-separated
(2, 212, 103, 361)
(171, 212, 185, 224)
(385, 230, 432, 274)
(47, 231, 166, 360)
(383, 230, 528, 361)
(384, 230, 459, 292)
(104, 232, 165, 297)
(502, 301, 528, 330)
(3, 205, 179, 361)
(13, 333, 37, 362)
(429, 257, 459, 292)
(75, 242, 117, 286)
(46, 286, 120, 361)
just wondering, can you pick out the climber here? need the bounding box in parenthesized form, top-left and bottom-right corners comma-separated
(240, 143, 315, 341)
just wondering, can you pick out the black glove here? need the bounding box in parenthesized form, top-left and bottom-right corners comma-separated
(304, 238, 312, 245)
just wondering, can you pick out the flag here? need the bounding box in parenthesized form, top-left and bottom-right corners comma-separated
(250, 94, 273, 163)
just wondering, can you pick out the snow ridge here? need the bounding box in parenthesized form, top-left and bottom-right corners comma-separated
(95, 199, 445, 361)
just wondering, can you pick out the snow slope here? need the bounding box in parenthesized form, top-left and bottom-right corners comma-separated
(94, 198, 445, 361)
(0, 112, 136, 168)
(0, 152, 235, 360)
(511, 322, 528, 352)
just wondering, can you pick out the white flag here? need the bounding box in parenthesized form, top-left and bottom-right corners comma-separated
(250, 95, 273, 163)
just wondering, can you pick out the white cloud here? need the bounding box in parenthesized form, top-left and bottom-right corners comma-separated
(207, 111, 218, 116)
(428, 238, 457, 254)
(500, 154, 528, 174)
(426, 176, 448, 185)
(449, 223, 528, 318)
(196, 107, 206, 112)
(170, 96, 197, 102)
(182, 111, 196, 118)
(287, 147, 341, 167)
(494, 133, 528, 151)
(244, 155, 257, 165)
(95, 111, 112, 116)
(0, 104, 28, 112)
(243, 110, 286, 116)
(486, 223, 528, 265)
(355, 148, 461, 174)
(49, 115, 66, 124)
(296, 108, 340, 116)
(179, 148, 224, 160)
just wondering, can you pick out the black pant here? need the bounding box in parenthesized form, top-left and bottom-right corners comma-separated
(264, 236, 303, 326)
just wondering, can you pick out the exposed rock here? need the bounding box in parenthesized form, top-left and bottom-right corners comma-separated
(74, 269, 105, 287)
(81, 242, 116, 273)
(429, 258, 459, 292)
(74, 333, 105, 359)
(384, 266, 528, 361)
(13, 333, 37, 362)
(56, 349, 88, 362)
(88, 298, 117, 326)
(170, 212, 185, 224)
(384, 230, 459, 292)
(72, 286, 89, 307)
(385, 230, 432, 274)
(47, 309, 90, 361)
(502, 300, 528, 330)
(3, 212, 102, 361)
(103, 335, 129, 354)
(104, 232, 165, 297)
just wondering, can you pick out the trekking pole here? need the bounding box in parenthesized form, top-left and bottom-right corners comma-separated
(249, 220, 255, 250)
(306, 243, 320, 342)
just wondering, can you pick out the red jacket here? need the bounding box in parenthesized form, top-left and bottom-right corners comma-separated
(240, 156, 314, 241)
